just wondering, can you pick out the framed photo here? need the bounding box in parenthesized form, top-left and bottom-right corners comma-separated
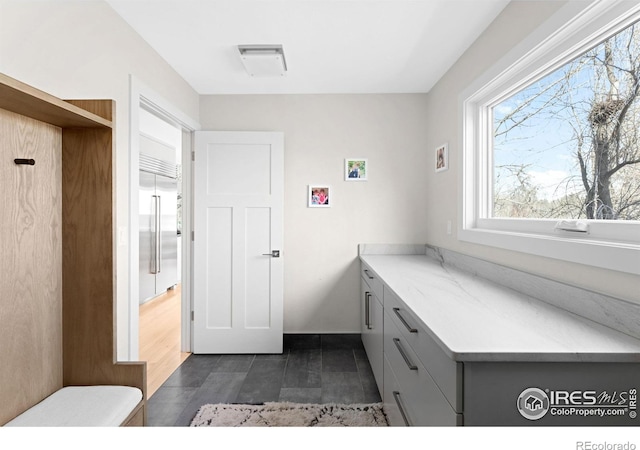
(308, 185, 331, 207)
(345, 158, 367, 181)
(435, 143, 448, 172)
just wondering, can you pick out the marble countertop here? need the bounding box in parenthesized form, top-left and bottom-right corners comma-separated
(360, 254, 640, 363)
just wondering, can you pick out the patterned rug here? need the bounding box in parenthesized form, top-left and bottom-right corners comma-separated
(190, 402, 389, 427)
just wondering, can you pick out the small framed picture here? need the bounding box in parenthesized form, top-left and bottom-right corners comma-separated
(308, 185, 331, 207)
(435, 143, 448, 172)
(345, 158, 367, 181)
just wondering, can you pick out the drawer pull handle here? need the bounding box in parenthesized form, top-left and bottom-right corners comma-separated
(393, 338, 418, 371)
(363, 269, 375, 280)
(393, 307, 417, 333)
(365, 292, 372, 330)
(393, 391, 411, 426)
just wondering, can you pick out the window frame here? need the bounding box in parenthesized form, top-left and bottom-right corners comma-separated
(459, 0, 640, 275)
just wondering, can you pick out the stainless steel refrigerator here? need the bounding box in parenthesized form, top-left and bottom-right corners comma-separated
(139, 152, 178, 304)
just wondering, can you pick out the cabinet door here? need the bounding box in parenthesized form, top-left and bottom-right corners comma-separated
(361, 278, 383, 394)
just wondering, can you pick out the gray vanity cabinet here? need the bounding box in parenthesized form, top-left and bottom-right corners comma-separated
(383, 285, 463, 426)
(383, 304, 462, 425)
(360, 254, 640, 427)
(360, 262, 384, 395)
(361, 260, 462, 426)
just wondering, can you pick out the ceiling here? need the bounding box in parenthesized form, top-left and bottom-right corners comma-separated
(105, 0, 511, 95)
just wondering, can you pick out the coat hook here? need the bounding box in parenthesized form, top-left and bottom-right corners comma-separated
(14, 159, 35, 165)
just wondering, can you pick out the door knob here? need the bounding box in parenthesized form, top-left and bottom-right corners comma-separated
(262, 250, 280, 258)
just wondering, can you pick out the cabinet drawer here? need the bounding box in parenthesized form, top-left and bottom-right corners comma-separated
(384, 285, 462, 412)
(384, 311, 460, 426)
(361, 262, 383, 303)
(383, 354, 408, 426)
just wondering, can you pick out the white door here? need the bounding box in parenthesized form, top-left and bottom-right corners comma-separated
(193, 131, 284, 354)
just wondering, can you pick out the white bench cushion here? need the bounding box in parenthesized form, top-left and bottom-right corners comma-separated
(4, 385, 142, 427)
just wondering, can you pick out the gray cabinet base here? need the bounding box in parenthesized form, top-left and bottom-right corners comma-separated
(464, 362, 639, 426)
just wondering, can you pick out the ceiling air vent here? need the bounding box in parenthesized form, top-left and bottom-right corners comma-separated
(238, 44, 287, 77)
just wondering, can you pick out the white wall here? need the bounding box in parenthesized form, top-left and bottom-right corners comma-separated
(4, 0, 636, 343)
(423, 0, 640, 304)
(200, 94, 430, 332)
(0, 0, 200, 358)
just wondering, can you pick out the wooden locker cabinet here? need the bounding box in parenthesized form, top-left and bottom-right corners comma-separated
(0, 73, 146, 426)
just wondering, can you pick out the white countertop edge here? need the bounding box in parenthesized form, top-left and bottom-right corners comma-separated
(360, 253, 640, 363)
(449, 352, 640, 363)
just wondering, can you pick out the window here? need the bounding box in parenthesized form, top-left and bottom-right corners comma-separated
(460, 0, 640, 275)
(493, 20, 640, 222)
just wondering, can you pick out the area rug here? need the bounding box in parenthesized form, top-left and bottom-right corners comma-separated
(190, 402, 388, 427)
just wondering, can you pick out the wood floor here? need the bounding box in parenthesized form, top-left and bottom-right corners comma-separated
(139, 284, 190, 398)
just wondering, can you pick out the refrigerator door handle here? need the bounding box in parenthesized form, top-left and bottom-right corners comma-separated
(151, 194, 159, 274)
(157, 195, 161, 274)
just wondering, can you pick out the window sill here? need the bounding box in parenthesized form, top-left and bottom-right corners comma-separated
(458, 226, 640, 275)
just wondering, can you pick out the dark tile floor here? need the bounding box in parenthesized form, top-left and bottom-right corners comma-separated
(147, 334, 382, 426)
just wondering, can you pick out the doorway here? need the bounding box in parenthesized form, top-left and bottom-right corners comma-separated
(137, 108, 188, 396)
(128, 76, 199, 397)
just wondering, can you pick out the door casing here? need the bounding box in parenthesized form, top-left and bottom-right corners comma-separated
(127, 76, 199, 361)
